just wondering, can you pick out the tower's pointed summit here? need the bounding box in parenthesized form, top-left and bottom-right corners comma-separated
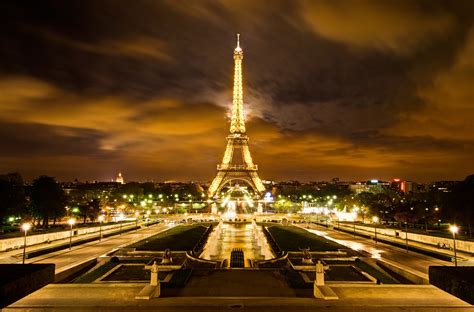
(235, 33, 242, 53)
(230, 33, 246, 134)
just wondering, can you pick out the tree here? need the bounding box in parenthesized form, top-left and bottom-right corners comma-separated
(30, 176, 67, 227)
(77, 198, 101, 224)
(355, 192, 376, 219)
(447, 175, 474, 237)
(0, 172, 27, 225)
(274, 199, 292, 213)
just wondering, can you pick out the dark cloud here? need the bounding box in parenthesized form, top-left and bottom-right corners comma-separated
(0, 0, 473, 181)
(0, 120, 111, 157)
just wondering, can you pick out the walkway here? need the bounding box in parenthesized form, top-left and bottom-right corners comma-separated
(331, 222, 474, 266)
(301, 223, 449, 275)
(9, 223, 173, 273)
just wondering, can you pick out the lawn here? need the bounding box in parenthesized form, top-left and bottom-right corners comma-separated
(130, 224, 210, 251)
(266, 225, 345, 252)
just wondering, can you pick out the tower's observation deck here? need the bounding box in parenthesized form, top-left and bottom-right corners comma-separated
(208, 34, 265, 197)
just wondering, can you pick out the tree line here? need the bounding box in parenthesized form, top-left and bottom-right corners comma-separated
(0, 173, 100, 227)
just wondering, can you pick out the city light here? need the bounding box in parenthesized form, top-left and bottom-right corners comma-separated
(223, 200, 237, 220)
(450, 225, 459, 267)
(21, 223, 31, 232)
(68, 218, 75, 250)
(449, 225, 459, 234)
(21, 223, 31, 264)
(98, 215, 104, 241)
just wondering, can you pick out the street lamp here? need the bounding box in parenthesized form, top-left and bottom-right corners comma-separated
(449, 225, 459, 267)
(135, 211, 139, 231)
(21, 223, 31, 264)
(68, 218, 75, 250)
(405, 221, 409, 253)
(119, 213, 124, 235)
(146, 210, 151, 227)
(372, 216, 379, 243)
(98, 215, 104, 241)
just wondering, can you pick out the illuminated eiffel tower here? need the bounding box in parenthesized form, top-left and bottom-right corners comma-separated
(208, 34, 266, 198)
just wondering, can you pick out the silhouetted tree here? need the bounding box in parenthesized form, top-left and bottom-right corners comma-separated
(0, 172, 27, 225)
(447, 175, 474, 237)
(30, 176, 67, 227)
(77, 198, 101, 224)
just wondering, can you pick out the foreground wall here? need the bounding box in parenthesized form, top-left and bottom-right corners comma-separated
(0, 264, 55, 308)
(429, 266, 474, 304)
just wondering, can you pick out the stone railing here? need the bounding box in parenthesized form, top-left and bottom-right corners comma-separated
(337, 223, 474, 254)
(0, 222, 135, 252)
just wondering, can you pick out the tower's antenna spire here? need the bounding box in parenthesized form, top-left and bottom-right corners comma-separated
(235, 33, 242, 52)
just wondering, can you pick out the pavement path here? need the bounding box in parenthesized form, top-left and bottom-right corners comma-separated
(301, 223, 450, 275)
(0, 221, 140, 262)
(335, 222, 474, 263)
(23, 223, 174, 273)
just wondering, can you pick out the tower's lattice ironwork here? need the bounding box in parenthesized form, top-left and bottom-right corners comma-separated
(208, 34, 265, 198)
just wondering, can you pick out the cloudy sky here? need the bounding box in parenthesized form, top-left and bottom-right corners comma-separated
(1, 0, 473, 182)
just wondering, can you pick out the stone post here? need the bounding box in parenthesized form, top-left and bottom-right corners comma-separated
(315, 260, 328, 286)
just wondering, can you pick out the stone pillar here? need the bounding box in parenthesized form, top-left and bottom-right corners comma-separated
(315, 260, 327, 286)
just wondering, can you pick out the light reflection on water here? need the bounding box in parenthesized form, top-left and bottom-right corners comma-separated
(200, 222, 274, 266)
(306, 228, 383, 259)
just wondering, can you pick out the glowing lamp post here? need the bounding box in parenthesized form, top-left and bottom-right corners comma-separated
(21, 223, 31, 264)
(119, 213, 124, 234)
(449, 225, 459, 267)
(98, 215, 104, 241)
(146, 210, 151, 227)
(135, 211, 139, 231)
(68, 218, 75, 250)
(372, 216, 379, 243)
(405, 221, 409, 253)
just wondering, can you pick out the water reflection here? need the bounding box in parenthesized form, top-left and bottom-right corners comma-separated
(200, 222, 274, 267)
(307, 228, 384, 259)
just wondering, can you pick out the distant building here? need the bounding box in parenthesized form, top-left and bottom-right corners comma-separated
(349, 180, 388, 194)
(116, 172, 125, 184)
(429, 181, 458, 192)
(392, 178, 405, 193)
(391, 178, 417, 193)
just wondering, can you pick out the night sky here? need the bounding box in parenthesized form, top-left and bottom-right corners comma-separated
(1, 0, 473, 182)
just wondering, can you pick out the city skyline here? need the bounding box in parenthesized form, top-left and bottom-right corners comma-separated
(1, 1, 474, 182)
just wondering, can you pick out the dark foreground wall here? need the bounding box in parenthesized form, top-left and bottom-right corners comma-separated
(0, 264, 55, 308)
(429, 266, 474, 304)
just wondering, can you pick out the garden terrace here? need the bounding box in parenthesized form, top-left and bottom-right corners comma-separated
(266, 225, 346, 252)
(129, 223, 214, 251)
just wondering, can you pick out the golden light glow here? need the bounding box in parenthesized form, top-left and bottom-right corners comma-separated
(449, 225, 459, 234)
(208, 35, 265, 197)
(22, 223, 31, 231)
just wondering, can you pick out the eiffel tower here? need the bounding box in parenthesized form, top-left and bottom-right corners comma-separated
(208, 34, 266, 198)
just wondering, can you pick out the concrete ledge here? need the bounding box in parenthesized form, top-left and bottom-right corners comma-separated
(314, 285, 339, 300)
(0, 264, 55, 308)
(429, 266, 474, 304)
(6, 284, 471, 311)
(54, 257, 97, 283)
(376, 258, 429, 284)
(135, 285, 160, 300)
